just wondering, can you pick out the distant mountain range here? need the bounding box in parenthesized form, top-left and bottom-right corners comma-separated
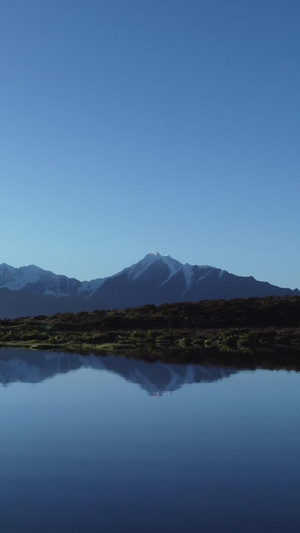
(0, 252, 298, 318)
(0, 348, 238, 395)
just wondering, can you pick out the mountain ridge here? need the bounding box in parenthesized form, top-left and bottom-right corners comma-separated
(0, 252, 298, 317)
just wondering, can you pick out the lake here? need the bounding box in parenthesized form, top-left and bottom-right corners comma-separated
(0, 348, 299, 532)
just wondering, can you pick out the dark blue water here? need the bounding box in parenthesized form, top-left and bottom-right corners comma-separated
(0, 349, 299, 532)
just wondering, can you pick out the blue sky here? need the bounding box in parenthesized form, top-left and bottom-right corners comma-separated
(1, 0, 299, 288)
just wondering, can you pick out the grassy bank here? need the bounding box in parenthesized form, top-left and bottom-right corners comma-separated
(0, 296, 299, 363)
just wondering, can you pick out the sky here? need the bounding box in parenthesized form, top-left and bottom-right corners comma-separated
(0, 0, 299, 288)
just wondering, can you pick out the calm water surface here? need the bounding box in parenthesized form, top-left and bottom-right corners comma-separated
(0, 348, 299, 532)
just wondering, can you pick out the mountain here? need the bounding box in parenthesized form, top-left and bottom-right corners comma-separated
(0, 348, 238, 395)
(0, 253, 298, 317)
(86, 252, 299, 308)
(0, 263, 81, 296)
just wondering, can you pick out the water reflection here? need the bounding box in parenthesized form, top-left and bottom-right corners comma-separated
(0, 349, 299, 532)
(0, 348, 239, 394)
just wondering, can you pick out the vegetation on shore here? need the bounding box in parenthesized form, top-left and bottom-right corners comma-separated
(0, 296, 299, 367)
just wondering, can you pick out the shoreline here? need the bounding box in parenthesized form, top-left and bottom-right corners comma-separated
(0, 295, 299, 370)
(0, 331, 300, 373)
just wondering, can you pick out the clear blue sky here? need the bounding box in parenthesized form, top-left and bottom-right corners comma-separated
(1, 0, 299, 288)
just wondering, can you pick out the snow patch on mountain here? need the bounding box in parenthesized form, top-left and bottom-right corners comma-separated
(180, 264, 219, 292)
(78, 278, 105, 295)
(181, 264, 194, 289)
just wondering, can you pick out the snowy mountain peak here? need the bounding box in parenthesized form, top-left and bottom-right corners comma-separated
(144, 252, 182, 265)
(124, 252, 184, 282)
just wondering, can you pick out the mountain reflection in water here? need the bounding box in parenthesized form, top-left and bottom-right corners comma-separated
(0, 348, 239, 395)
(0, 349, 299, 532)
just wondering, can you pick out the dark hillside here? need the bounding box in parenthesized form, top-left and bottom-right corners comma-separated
(42, 295, 300, 331)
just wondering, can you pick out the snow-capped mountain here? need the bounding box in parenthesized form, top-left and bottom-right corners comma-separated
(0, 252, 298, 317)
(86, 252, 299, 309)
(0, 262, 81, 296)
